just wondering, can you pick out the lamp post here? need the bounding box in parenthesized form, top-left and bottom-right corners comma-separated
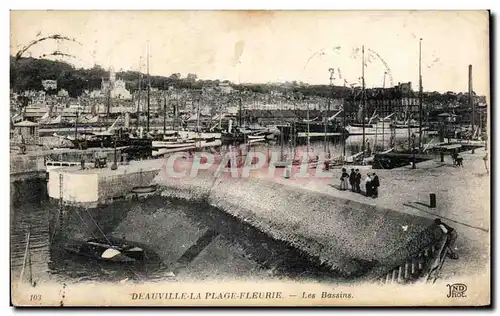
(411, 133, 416, 169)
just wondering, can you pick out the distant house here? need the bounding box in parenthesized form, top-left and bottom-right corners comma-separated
(42, 80, 57, 90)
(396, 82, 413, 94)
(218, 82, 233, 94)
(24, 105, 50, 121)
(11, 121, 39, 145)
(100, 68, 132, 100)
(89, 90, 103, 98)
(58, 89, 69, 97)
(111, 78, 132, 99)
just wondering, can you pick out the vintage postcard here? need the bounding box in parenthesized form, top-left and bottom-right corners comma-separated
(9, 10, 490, 307)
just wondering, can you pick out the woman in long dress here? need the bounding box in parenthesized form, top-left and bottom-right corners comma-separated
(344, 171, 350, 190)
(340, 168, 349, 190)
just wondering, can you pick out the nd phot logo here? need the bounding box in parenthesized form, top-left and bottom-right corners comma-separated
(446, 283, 467, 298)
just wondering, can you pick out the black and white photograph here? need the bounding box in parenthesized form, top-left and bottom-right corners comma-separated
(9, 10, 490, 306)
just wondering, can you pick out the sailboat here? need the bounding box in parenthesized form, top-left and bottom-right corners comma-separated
(48, 115, 63, 125)
(65, 209, 146, 263)
(38, 112, 50, 124)
(65, 236, 145, 263)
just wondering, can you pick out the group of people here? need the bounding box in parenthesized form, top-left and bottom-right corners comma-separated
(339, 168, 380, 198)
(340, 168, 361, 192)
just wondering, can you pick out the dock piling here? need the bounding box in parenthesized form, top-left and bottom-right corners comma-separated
(430, 193, 436, 208)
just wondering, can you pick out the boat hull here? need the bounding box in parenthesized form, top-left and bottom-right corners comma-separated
(346, 124, 421, 136)
(64, 238, 145, 263)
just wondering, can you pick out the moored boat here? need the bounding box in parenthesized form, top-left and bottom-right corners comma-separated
(65, 237, 145, 263)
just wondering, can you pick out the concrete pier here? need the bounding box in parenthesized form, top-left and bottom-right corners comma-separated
(152, 148, 489, 280)
(47, 159, 164, 207)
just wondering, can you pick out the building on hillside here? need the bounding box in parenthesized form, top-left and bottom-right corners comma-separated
(11, 121, 39, 145)
(100, 67, 132, 100)
(42, 80, 57, 91)
(353, 82, 419, 122)
(218, 82, 233, 94)
(58, 89, 69, 97)
(111, 78, 132, 99)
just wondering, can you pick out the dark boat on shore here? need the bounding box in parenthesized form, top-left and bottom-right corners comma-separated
(131, 184, 158, 194)
(70, 130, 158, 150)
(70, 134, 130, 150)
(65, 237, 145, 263)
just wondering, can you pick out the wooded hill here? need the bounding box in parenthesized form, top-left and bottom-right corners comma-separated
(10, 56, 480, 106)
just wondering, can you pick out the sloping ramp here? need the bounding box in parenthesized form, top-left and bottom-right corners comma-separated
(368, 223, 452, 284)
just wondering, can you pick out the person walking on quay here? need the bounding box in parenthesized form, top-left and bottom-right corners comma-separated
(355, 169, 362, 193)
(434, 218, 459, 259)
(340, 168, 349, 190)
(371, 172, 380, 198)
(349, 168, 356, 192)
(365, 173, 372, 197)
(483, 152, 489, 175)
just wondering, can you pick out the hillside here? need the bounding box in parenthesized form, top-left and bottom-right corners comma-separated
(10, 56, 480, 106)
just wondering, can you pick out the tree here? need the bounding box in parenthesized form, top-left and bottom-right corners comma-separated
(169, 73, 181, 80)
(186, 73, 197, 82)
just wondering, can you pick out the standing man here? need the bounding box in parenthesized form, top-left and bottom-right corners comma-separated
(355, 169, 362, 193)
(349, 168, 356, 192)
(371, 172, 380, 198)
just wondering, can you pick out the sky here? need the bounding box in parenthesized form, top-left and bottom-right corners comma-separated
(10, 10, 490, 95)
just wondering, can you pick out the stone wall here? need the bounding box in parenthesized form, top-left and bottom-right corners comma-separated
(10, 154, 44, 175)
(98, 169, 159, 201)
(153, 167, 435, 277)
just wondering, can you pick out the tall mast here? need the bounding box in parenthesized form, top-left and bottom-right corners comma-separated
(382, 72, 387, 151)
(280, 121, 284, 161)
(219, 101, 223, 129)
(106, 69, 111, 126)
(361, 45, 366, 153)
(342, 79, 346, 158)
(326, 68, 334, 156)
(136, 56, 142, 130)
(469, 64, 474, 143)
(292, 100, 296, 160)
(307, 103, 310, 153)
(163, 84, 167, 135)
(74, 109, 78, 140)
(238, 95, 243, 127)
(324, 100, 329, 154)
(173, 99, 178, 132)
(146, 43, 151, 133)
(196, 96, 201, 132)
(418, 38, 423, 150)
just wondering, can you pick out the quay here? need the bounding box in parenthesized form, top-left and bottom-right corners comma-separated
(147, 146, 489, 281)
(16, 142, 489, 283)
(45, 144, 487, 280)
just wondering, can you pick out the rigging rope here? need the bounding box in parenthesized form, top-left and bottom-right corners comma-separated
(84, 208, 112, 245)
